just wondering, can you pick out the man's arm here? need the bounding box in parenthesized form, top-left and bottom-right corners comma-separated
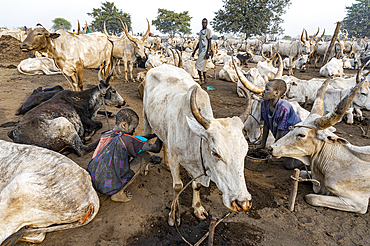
(192, 43, 199, 57)
(206, 38, 212, 59)
(141, 137, 163, 153)
(275, 129, 284, 142)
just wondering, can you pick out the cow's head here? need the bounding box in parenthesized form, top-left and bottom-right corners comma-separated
(270, 72, 367, 165)
(20, 25, 60, 52)
(123, 19, 150, 59)
(300, 28, 320, 55)
(97, 65, 125, 108)
(186, 85, 253, 212)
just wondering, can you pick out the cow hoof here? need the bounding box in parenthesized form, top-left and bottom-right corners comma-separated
(194, 206, 208, 220)
(168, 217, 181, 227)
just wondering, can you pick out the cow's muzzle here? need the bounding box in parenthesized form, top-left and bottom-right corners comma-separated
(19, 43, 30, 51)
(232, 200, 252, 212)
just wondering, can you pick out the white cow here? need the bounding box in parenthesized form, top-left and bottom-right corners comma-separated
(320, 58, 344, 77)
(0, 140, 99, 245)
(17, 57, 61, 75)
(219, 57, 242, 82)
(143, 64, 263, 226)
(270, 76, 370, 214)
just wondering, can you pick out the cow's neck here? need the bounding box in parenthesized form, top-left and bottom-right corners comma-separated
(43, 39, 66, 68)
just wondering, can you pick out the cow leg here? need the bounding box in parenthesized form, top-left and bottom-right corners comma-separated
(163, 144, 170, 171)
(76, 60, 84, 91)
(305, 194, 368, 214)
(69, 75, 79, 91)
(123, 61, 129, 83)
(168, 153, 183, 226)
(21, 232, 46, 243)
(289, 57, 294, 75)
(69, 133, 99, 157)
(192, 181, 208, 220)
(354, 108, 363, 121)
(129, 62, 136, 82)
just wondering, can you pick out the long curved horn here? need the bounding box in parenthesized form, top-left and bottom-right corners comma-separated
(232, 57, 264, 94)
(274, 53, 283, 79)
(103, 21, 110, 36)
(77, 19, 80, 35)
(260, 45, 267, 60)
(346, 43, 353, 58)
(305, 29, 309, 41)
(175, 49, 182, 68)
(169, 48, 177, 66)
(190, 86, 210, 129)
(117, 19, 126, 38)
(301, 29, 305, 43)
(270, 46, 277, 61)
(317, 29, 325, 43)
(142, 19, 150, 41)
(309, 27, 320, 42)
(315, 75, 367, 129)
(343, 29, 348, 41)
(98, 65, 105, 83)
(356, 60, 370, 83)
(82, 21, 88, 34)
(310, 75, 334, 116)
(238, 86, 252, 123)
(104, 61, 116, 85)
(123, 23, 137, 44)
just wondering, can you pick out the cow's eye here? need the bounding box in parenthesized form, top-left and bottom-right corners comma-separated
(297, 133, 306, 138)
(212, 151, 221, 159)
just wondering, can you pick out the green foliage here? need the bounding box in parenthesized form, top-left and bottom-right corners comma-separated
(282, 35, 291, 40)
(342, 0, 370, 37)
(51, 18, 72, 31)
(87, 1, 131, 34)
(211, 0, 291, 38)
(152, 8, 192, 36)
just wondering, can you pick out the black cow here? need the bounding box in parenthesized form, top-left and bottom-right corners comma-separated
(237, 52, 251, 65)
(8, 66, 125, 156)
(15, 85, 64, 115)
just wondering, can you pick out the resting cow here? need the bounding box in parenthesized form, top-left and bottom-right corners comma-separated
(8, 66, 125, 156)
(0, 140, 99, 245)
(270, 73, 370, 213)
(143, 64, 263, 226)
(17, 57, 61, 75)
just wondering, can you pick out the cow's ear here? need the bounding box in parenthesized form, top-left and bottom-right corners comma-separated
(317, 131, 349, 145)
(186, 116, 208, 140)
(49, 33, 61, 39)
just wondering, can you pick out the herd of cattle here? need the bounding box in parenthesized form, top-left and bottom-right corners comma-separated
(1, 22, 370, 244)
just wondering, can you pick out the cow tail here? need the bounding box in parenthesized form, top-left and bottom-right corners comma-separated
(0, 203, 98, 246)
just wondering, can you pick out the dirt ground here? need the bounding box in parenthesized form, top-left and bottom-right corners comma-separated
(1, 36, 370, 246)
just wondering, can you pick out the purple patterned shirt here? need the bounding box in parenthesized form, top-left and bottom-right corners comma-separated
(260, 98, 301, 138)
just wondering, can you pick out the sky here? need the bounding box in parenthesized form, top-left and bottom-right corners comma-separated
(1, 0, 356, 38)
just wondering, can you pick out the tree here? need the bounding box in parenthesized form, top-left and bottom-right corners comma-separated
(342, 0, 370, 37)
(51, 18, 72, 31)
(211, 0, 291, 38)
(152, 9, 192, 36)
(87, 1, 131, 34)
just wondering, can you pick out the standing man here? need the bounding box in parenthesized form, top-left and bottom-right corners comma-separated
(192, 18, 212, 84)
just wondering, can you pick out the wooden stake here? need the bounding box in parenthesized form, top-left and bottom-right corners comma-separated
(288, 168, 300, 212)
(213, 69, 216, 80)
(322, 22, 342, 66)
(208, 217, 217, 246)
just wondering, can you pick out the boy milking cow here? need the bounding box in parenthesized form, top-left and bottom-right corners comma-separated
(87, 108, 162, 202)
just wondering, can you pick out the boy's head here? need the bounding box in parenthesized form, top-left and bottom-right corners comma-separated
(262, 79, 287, 100)
(115, 108, 139, 135)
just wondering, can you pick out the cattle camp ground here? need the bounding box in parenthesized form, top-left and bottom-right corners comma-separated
(1, 33, 370, 246)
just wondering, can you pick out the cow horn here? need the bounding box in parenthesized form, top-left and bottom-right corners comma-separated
(104, 61, 116, 85)
(343, 29, 348, 41)
(317, 29, 325, 43)
(309, 27, 320, 42)
(315, 76, 367, 129)
(271, 46, 277, 61)
(123, 23, 137, 44)
(103, 21, 110, 36)
(301, 29, 305, 43)
(260, 45, 267, 60)
(238, 86, 252, 123)
(175, 49, 182, 68)
(142, 19, 150, 41)
(347, 43, 353, 59)
(169, 48, 177, 66)
(310, 75, 334, 116)
(98, 65, 105, 83)
(77, 19, 80, 35)
(274, 53, 283, 79)
(232, 56, 264, 94)
(305, 29, 309, 41)
(190, 86, 210, 129)
(118, 18, 126, 38)
(357, 60, 370, 83)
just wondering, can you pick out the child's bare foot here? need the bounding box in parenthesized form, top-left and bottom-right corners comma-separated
(111, 189, 133, 202)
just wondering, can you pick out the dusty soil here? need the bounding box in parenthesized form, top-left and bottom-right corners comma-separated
(1, 40, 370, 246)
